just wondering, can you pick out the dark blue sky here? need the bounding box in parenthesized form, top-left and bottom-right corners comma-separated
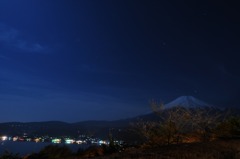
(0, 0, 239, 122)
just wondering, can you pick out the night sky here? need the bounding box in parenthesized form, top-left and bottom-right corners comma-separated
(0, 0, 239, 122)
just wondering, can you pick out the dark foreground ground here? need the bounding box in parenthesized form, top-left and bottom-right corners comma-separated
(2, 139, 239, 159)
(92, 139, 240, 159)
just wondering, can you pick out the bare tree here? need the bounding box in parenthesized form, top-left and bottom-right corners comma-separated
(150, 100, 192, 144)
(133, 100, 224, 146)
(188, 108, 222, 141)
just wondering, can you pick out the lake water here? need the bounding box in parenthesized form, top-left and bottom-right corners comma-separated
(0, 141, 90, 156)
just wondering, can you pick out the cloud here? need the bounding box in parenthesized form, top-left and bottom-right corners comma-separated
(0, 54, 10, 60)
(0, 26, 18, 42)
(15, 40, 45, 52)
(0, 22, 46, 53)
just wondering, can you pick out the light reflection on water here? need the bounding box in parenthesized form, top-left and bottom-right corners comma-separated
(0, 141, 90, 156)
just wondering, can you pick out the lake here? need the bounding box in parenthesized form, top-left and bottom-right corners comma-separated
(0, 141, 90, 156)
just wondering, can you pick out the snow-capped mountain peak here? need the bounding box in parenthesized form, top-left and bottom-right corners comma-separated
(164, 96, 212, 109)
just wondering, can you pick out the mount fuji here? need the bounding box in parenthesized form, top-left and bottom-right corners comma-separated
(164, 96, 214, 109)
